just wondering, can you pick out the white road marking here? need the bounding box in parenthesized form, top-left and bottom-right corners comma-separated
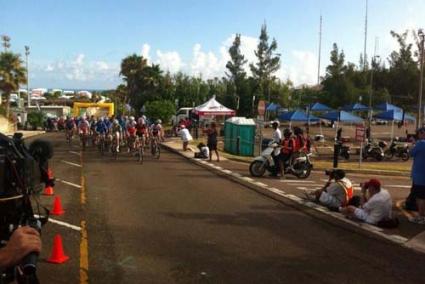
(34, 215, 81, 231)
(222, 169, 233, 174)
(296, 186, 309, 190)
(56, 178, 82, 189)
(281, 180, 315, 183)
(384, 185, 412, 189)
(254, 182, 268, 187)
(241, 177, 254, 182)
(69, 151, 81, 156)
(61, 160, 82, 167)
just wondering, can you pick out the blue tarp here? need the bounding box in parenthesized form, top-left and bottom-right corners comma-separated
(374, 110, 416, 121)
(375, 102, 402, 112)
(342, 103, 369, 112)
(320, 110, 364, 123)
(266, 102, 281, 112)
(278, 110, 319, 122)
(309, 102, 333, 112)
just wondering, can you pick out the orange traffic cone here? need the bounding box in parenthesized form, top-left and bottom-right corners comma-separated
(51, 196, 65, 216)
(47, 234, 69, 264)
(43, 185, 55, 196)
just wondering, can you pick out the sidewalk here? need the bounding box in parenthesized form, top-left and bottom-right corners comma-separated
(162, 138, 425, 254)
(3, 130, 46, 139)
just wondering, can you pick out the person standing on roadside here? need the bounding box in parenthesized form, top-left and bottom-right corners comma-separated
(409, 127, 425, 224)
(204, 122, 220, 162)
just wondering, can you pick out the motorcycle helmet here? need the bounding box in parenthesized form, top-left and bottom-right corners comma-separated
(294, 126, 303, 135)
(156, 119, 162, 124)
(283, 128, 292, 138)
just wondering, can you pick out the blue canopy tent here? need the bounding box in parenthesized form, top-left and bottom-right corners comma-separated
(374, 110, 416, 140)
(342, 103, 369, 112)
(279, 110, 319, 129)
(309, 102, 333, 112)
(319, 110, 364, 123)
(266, 102, 281, 112)
(375, 102, 402, 112)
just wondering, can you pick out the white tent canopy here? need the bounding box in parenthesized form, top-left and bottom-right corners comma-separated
(193, 95, 235, 117)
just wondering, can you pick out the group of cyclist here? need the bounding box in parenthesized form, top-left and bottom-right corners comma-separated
(63, 114, 164, 155)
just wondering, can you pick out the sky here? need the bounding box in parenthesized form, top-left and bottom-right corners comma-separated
(1, 0, 425, 90)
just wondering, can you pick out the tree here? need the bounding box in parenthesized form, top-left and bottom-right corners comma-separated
(250, 24, 281, 101)
(0, 51, 27, 119)
(145, 100, 175, 123)
(226, 34, 248, 113)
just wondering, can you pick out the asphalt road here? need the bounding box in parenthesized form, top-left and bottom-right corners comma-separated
(29, 133, 425, 283)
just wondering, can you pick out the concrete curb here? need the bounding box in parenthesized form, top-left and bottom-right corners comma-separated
(162, 142, 424, 255)
(222, 154, 410, 177)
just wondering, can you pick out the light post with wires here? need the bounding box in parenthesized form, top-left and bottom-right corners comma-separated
(25, 46, 30, 107)
(368, 55, 380, 130)
(417, 29, 425, 128)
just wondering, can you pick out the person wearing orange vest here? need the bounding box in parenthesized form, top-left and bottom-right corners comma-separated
(305, 169, 353, 210)
(278, 128, 295, 177)
(293, 127, 306, 152)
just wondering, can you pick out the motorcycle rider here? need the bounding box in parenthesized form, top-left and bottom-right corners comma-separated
(279, 128, 295, 177)
(270, 121, 282, 177)
(293, 126, 306, 153)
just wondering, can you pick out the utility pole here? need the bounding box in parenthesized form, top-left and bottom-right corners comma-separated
(368, 38, 379, 129)
(25, 46, 31, 107)
(317, 14, 322, 85)
(418, 29, 425, 128)
(363, 0, 368, 71)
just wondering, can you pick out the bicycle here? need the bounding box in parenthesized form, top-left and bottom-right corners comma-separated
(150, 136, 161, 159)
(135, 135, 145, 164)
(65, 129, 73, 145)
(80, 132, 88, 151)
(110, 133, 119, 160)
(97, 133, 106, 156)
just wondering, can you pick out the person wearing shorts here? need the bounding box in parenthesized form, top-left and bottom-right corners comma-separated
(409, 127, 425, 224)
(205, 122, 219, 162)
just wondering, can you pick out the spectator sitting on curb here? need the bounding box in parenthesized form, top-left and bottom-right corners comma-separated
(305, 169, 353, 211)
(340, 179, 393, 226)
(194, 142, 209, 159)
(178, 125, 193, 151)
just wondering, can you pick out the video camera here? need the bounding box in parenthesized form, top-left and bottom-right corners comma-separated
(0, 132, 53, 283)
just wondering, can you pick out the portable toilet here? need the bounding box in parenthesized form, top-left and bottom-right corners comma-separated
(224, 117, 256, 156)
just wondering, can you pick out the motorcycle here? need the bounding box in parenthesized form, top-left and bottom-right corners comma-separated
(338, 143, 351, 160)
(384, 140, 409, 161)
(362, 141, 385, 161)
(249, 142, 313, 179)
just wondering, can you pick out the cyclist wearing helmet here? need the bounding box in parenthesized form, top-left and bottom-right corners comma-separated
(111, 119, 122, 152)
(78, 116, 90, 135)
(150, 119, 164, 140)
(95, 117, 108, 135)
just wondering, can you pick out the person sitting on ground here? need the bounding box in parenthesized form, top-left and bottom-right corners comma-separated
(179, 125, 193, 151)
(195, 142, 209, 159)
(340, 179, 392, 225)
(306, 169, 353, 210)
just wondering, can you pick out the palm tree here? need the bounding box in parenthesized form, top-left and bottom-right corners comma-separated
(0, 51, 27, 119)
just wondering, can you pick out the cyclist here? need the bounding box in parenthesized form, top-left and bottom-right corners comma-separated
(149, 119, 164, 150)
(136, 117, 149, 149)
(126, 116, 137, 152)
(110, 119, 122, 153)
(65, 116, 76, 141)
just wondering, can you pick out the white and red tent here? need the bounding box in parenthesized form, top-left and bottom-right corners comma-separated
(193, 96, 236, 117)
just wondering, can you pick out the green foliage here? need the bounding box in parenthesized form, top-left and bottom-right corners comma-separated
(250, 24, 281, 101)
(144, 100, 175, 123)
(27, 111, 45, 129)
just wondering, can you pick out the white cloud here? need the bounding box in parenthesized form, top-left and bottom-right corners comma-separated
(141, 44, 151, 63)
(155, 50, 183, 73)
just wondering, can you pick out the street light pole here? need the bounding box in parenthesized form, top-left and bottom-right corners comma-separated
(25, 46, 30, 107)
(418, 30, 425, 128)
(368, 55, 379, 128)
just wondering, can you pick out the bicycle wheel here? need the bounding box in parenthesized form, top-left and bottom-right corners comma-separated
(154, 145, 160, 159)
(138, 146, 144, 164)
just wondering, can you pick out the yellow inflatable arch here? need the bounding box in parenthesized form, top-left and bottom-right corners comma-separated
(73, 102, 114, 118)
